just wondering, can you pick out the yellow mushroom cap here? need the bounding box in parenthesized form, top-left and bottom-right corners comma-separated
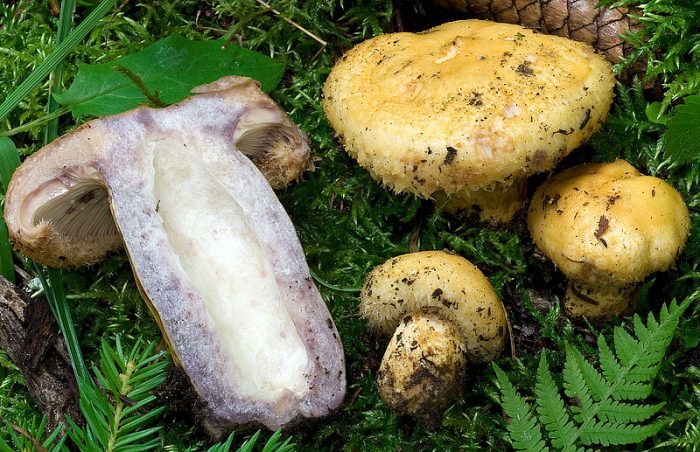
(528, 160, 691, 287)
(359, 250, 506, 363)
(323, 19, 615, 197)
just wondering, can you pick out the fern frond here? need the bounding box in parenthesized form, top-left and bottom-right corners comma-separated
(566, 344, 611, 401)
(562, 345, 595, 424)
(534, 353, 575, 451)
(494, 363, 548, 452)
(496, 293, 698, 451)
(579, 420, 664, 446)
(595, 399, 664, 423)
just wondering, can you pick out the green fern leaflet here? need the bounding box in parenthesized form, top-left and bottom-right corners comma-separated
(495, 294, 698, 451)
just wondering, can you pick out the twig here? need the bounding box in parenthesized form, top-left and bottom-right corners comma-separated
(114, 65, 167, 108)
(0, 415, 48, 452)
(506, 312, 517, 360)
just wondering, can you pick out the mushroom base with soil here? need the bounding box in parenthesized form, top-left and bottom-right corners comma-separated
(360, 251, 506, 421)
(377, 310, 467, 425)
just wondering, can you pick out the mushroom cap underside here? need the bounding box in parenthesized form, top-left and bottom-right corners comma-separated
(528, 159, 691, 286)
(322, 19, 615, 197)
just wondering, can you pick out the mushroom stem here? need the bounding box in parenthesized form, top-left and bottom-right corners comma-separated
(565, 281, 637, 318)
(377, 310, 466, 425)
(438, 178, 527, 224)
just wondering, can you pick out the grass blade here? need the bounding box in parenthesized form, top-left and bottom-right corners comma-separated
(44, 0, 76, 142)
(0, 0, 117, 123)
(0, 137, 20, 193)
(34, 265, 88, 383)
(0, 137, 20, 282)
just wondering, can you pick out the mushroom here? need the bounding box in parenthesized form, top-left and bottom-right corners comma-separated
(528, 159, 691, 318)
(323, 19, 615, 223)
(359, 250, 507, 422)
(4, 76, 346, 435)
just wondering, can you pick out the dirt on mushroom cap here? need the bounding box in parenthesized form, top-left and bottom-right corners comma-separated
(359, 250, 507, 363)
(322, 19, 615, 197)
(528, 159, 691, 287)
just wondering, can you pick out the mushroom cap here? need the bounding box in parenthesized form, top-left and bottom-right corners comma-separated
(528, 160, 691, 287)
(359, 250, 506, 363)
(322, 19, 614, 197)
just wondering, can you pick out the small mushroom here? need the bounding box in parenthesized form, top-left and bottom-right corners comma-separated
(4, 76, 346, 435)
(323, 19, 615, 223)
(359, 251, 507, 422)
(528, 160, 691, 318)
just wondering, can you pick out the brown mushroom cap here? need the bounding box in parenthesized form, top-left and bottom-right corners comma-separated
(323, 19, 614, 198)
(528, 160, 690, 288)
(359, 250, 506, 363)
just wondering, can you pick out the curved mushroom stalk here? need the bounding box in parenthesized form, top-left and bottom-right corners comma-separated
(360, 251, 507, 421)
(4, 76, 346, 434)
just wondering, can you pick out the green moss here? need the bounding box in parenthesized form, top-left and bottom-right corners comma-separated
(0, 0, 698, 449)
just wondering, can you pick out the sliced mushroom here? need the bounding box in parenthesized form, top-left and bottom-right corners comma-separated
(4, 76, 345, 435)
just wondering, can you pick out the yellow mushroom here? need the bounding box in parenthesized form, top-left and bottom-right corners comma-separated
(323, 19, 615, 223)
(359, 251, 507, 422)
(528, 160, 691, 318)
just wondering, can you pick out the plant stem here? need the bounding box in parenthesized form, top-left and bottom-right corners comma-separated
(0, 108, 71, 138)
(44, 0, 75, 142)
(0, 0, 117, 124)
(309, 268, 361, 293)
(106, 360, 135, 452)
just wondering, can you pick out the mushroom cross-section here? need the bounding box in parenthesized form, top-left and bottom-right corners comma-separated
(528, 159, 691, 318)
(359, 250, 507, 423)
(3, 76, 346, 434)
(323, 19, 615, 223)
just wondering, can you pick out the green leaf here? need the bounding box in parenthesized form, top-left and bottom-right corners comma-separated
(645, 102, 667, 125)
(0, 137, 20, 282)
(579, 420, 664, 446)
(55, 34, 286, 118)
(664, 95, 700, 163)
(0, 137, 20, 194)
(498, 293, 698, 451)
